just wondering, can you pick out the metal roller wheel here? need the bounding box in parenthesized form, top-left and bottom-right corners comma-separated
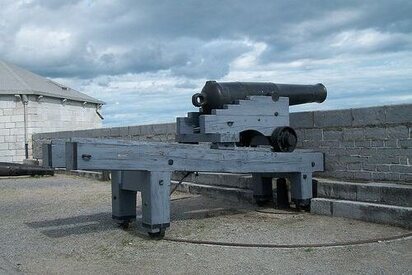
(148, 229, 166, 239)
(270, 127, 298, 152)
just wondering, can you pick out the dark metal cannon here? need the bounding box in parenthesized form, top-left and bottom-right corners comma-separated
(192, 81, 327, 114)
(44, 79, 327, 238)
(0, 162, 54, 177)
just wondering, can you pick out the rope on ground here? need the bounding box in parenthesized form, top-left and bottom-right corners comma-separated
(164, 232, 412, 249)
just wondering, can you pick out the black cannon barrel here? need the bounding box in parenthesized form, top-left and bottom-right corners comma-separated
(0, 162, 54, 176)
(192, 81, 327, 113)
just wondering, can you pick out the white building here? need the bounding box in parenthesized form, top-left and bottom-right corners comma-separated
(0, 61, 104, 162)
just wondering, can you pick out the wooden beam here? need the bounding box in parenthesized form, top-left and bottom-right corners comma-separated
(65, 138, 324, 173)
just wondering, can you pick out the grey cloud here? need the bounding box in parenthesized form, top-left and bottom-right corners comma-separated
(3, 0, 411, 78)
(1, 0, 411, 126)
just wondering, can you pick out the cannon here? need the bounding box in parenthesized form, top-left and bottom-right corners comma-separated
(177, 81, 327, 152)
(0, 162, 54, 176)
(192, 81, 327, 114)
(44, 80, 326, 238)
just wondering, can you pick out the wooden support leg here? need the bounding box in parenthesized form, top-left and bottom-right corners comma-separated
(252, 174, 273, 206)
(274, 178, 289, 209)
(111, 171, 137, 226)
(289, 172, 312, 209)
(140, 171, 171, 237)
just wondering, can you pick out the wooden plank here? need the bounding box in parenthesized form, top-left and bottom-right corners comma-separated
(198, 97, 289, 136)
(200, 115, 288, 136)
(175, 133, 238, 143)
(176, 117, 194, 135)
(212, 97, 289, 116)
(65, 139, 324, 173)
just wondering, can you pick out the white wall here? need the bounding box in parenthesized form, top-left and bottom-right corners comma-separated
(0, 95, 102, 162)
(0, 95, 25, 162)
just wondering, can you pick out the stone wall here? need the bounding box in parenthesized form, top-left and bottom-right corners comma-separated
(0, 95, 102, 162)
(32, 123, 176, 159)
(32, 104, 411, 183)
(291, 104, 411, 182)
(0, 95, 25, 162)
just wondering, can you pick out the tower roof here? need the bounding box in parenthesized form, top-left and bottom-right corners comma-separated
(0, 61, 104, 104)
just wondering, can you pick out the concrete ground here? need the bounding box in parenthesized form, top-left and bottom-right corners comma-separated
(0, 175, 411, 274)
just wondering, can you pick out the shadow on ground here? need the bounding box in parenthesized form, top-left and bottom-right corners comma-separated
(25, 196, 249, 238)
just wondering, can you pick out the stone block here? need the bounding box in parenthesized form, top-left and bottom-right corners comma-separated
(8, 143, 24, 150)
(303, 129, 322, 140)
(129, 126, 142, 136)
(0, 155, 13, 162)
(399, 156, 408, 165)
(343, 128, 364, 141)
(2, 108, 13, 116)
(10, 115, 24, 122)
(347, 163, 362, 171)
(338, 155, 366, 164)
(317, 181, 358, 200)
(302, 140, 321, 148)
(290, 111, 314, 128)
(0, 128, 10, 135)
(364, 127, 386, 140)
(327, 147, 347, 156)
(0, 116, 11, 123)
(372, 172, 401, 181)
(362, 163, 376, 171)
(314, 109, 352, 128)
(109, 127, 121, 137)
(384, 140, 398, 148)
(390, 165, 412, 173)
(385, 104, 412, 124)
(165, 123, 177, 134)
(341, 141, 355, 148)
(152, 123, 174, 134)
(352, 106, 385, 126)
(323, 130, 343, 141)
(0, 143, 8, 150)
(332, 171, 355, 180)
(371, 140, 384, 147)
(353, 171, 372, 181)
(354, 140, 371, 148)
(399, 173, 412, 182)
(4, 122, 15, 128)
(376, 165, 391, 172)
(387, 126, 409, 139)
(310, 198, 332, 215)
(377, 148, 411, 158)
(313, 199, 412, 229)
(139, 125, 154, 136)
(367, 153, 399, 165)
(319, 140, 340, 148)
(399, 139, 412, 149)
(118, 127, 129, 137)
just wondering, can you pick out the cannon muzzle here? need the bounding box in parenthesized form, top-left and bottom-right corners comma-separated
(192, 81, 327, 114)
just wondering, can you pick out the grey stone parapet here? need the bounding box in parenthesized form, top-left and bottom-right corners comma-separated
(290, 104, 412, 129)
(291, 104, 412, 183)
(316, 178, 412, 207)
(32, 103, 411, 183)
(311, 198, 412, 229)
(32, 122, 176, 159)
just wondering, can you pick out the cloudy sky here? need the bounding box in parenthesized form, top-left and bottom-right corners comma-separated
(1, 0, 411, 126)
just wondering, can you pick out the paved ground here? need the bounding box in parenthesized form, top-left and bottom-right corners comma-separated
(0, 175, 411, 274)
